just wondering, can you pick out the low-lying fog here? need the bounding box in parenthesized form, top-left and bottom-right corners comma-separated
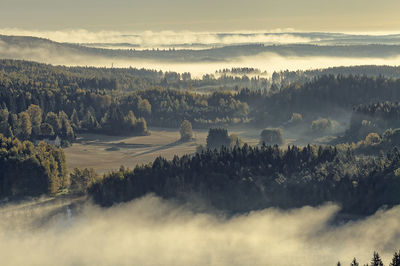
(1, 195, 400, 266)
(2, 29, 400, 49)
(1, 37, 400, 78)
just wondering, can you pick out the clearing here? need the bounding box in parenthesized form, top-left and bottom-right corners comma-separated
(64, 127, 260, 174)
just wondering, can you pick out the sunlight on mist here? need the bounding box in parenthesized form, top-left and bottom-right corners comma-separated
(0, 29, 312, 48)
(1, 37, 400, 78)
(1, 195, 400, 266)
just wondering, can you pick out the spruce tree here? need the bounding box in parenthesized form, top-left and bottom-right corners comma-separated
(351, 258, 360, 266)
(390, 251, 400, 266)
(370, 252, 384, 266)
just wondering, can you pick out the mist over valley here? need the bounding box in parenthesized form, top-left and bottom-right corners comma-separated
(2, 3, 400, 264)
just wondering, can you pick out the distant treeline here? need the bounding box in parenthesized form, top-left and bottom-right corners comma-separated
(339, 250, 400, 266)
(0, 60, 249, 129)
(89, 143, 400, 215)
(0, 59, 268, 91)
(347, 101, 400, 140)
(4, 59, 400, 131)
(237, 75, 400, 127)
(3, 35, 400, 63)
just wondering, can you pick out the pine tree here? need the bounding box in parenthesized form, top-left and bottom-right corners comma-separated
(371, 252, 384, 266)
(351, 258, 360, 266)
(390, 251, 400, 266)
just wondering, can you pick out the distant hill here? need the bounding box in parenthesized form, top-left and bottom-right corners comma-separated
(2, 35, 400, 64)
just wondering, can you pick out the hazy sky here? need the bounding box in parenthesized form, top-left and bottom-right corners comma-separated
(1, 0, 400, 32)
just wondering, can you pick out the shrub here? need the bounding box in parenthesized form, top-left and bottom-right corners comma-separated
(310, 118, 336, 134)
(260, 128, 284, 145)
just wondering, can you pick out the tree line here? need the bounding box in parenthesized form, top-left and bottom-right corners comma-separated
(347, 101, 400, 141)
(338, 250, 400, 266)
(88, 142, 400, 215)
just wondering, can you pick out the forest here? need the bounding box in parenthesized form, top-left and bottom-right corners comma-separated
(88, 136, 400, 216)
(0, 134, 68, 198)
(3, 59, 400, 208)
(4, 59, 400, 132)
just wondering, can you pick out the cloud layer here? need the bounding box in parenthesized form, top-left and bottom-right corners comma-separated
(1, 195, 400, 266)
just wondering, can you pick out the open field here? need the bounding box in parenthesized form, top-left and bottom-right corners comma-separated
(64, 127, 261, 174)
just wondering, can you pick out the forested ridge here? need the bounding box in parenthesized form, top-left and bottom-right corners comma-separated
(3, 35, 400, 62)
(3, 59, 400, 130)
(239, 75, 400, 126)
(89, 143, 400, 215)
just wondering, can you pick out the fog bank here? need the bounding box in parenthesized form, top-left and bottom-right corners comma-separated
(2, 29, 400, 49)
(1, 195, 400, 266)
(1, 37, 400, 78)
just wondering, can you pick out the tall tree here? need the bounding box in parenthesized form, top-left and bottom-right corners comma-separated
(351, 258, 360, 266)
(45, 112, 61, 134)
(18, 112, 32, 139)
(390, 251, 400, 266)
(0, 108, 9, 135)
(26, 104, 42, 137)
(179, 120, 193, 141)
(371, 252, 384, 266)
(70, 108, 80, 129)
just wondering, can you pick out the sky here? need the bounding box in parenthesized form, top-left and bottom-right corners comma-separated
(1, 0, 400, 32)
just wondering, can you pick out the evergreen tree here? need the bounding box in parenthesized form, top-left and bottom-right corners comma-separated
(390, 251, 400, 266)
(351, 258, 360, 266)
(206, 128, 231, 149)
(371, 252, 384, 266)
